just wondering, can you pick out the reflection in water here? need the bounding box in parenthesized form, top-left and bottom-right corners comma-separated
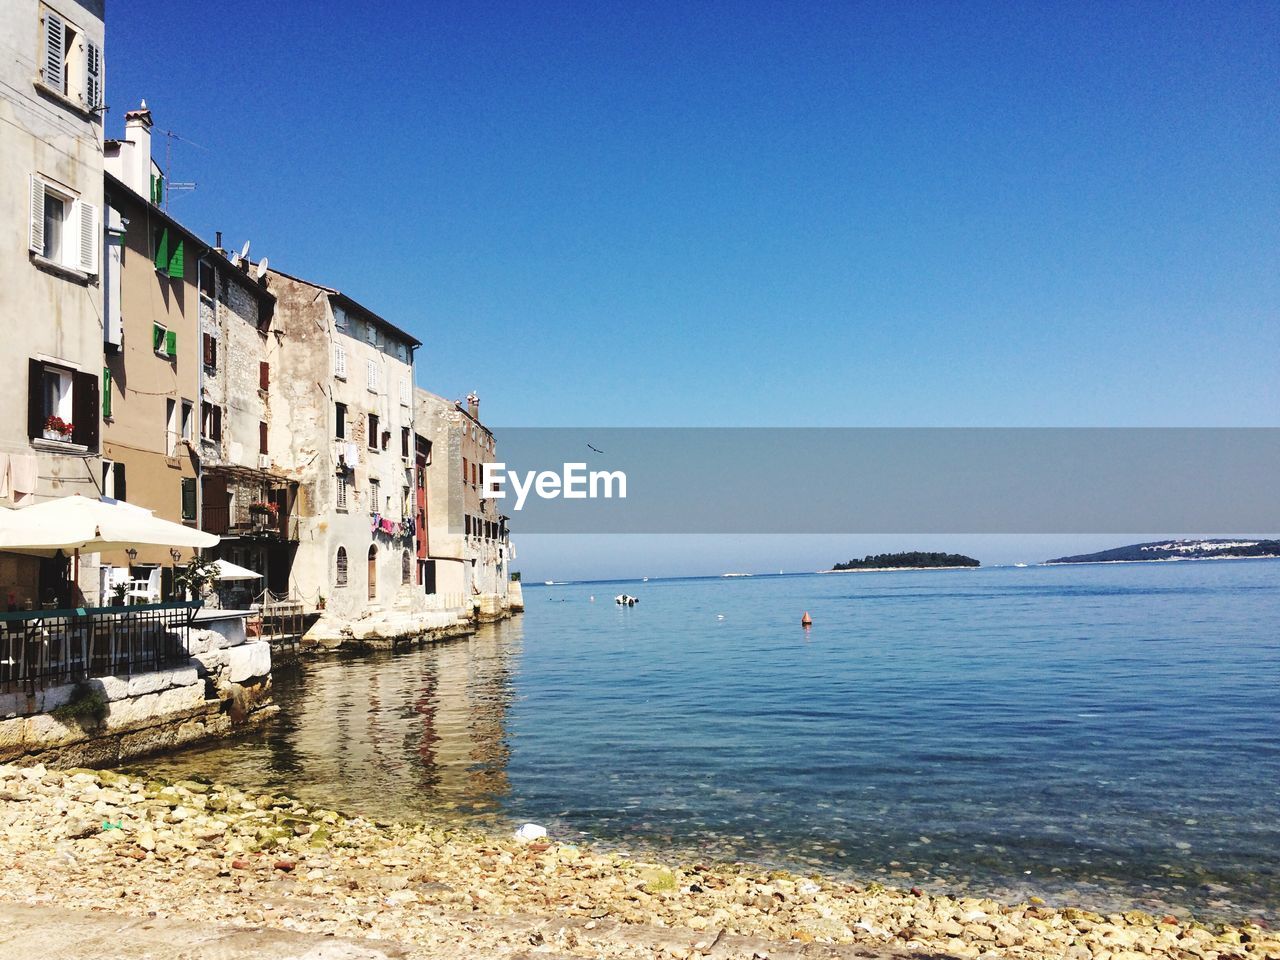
(145, 620, 521, 821)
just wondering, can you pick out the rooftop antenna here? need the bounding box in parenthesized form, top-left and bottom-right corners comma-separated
(158, 128, 204, 211)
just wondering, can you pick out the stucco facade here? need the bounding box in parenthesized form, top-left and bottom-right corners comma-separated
(414, 389, 512, 610)
(0, 0, 106, 605)
(100, 106, 203, 580)
(266, 269, 423, 619)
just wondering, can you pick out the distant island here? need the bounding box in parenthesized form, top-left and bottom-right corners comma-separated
(1047, 539, 1280, 565)
(831, 551, 980, 571)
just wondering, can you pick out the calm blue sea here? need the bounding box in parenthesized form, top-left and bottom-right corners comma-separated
(146, 560, 1280, 921)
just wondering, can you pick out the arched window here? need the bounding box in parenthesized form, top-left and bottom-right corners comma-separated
(335, 546, 348, 586)
(402, 549, 411, 585)
(367, 544, 378, 600)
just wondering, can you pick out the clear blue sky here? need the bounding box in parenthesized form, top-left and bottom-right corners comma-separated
(107, 1, 1279, 576)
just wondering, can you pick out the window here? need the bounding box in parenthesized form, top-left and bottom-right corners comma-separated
(181, 400, 193, 442)
(399, 377, 410, 406)
(202, 332, 217, 369)
(165, 398, 177, 455)
(335, 402, 346, 440)
(368, 413, 378, 450)
(102, 460, 125, 501)
(27, 360, 98, 449)
(401, 427, 410, 459)
(41, 9, 101, 108)
(365, 322, 377, 346)
(334, 342, 347, 379)
(334, 306, 349, 331)
(335, 546, 348, 586)
(370, 478, 380, 516)
(402, 550, 411, 585)
(462, 457, 468, 484)
(102, 366, 112, 419)
(199, 259, 215, 299)
(201, 401, 222, 442)
(336, 473, 348, 511)
(464, 516, 471, 536)
(152, 226, 184, 279)
(366, 358, 379, 393)
(154, 323, 176, 358)
(397, 343, 407, 363)
(28, 177, 97, 274)
(259, 421, 268, 456)
(181, 477, 196, 522)
(259, 361, 269, 392)
(367, 545, 377, 600)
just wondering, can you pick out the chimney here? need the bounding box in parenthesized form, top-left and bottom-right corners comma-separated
(123, 101, 153, 198)
(466, 392, 480, 420)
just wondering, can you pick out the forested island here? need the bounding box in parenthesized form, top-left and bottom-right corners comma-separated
(831, 551, 980, 571)
(1047, 539, 1280, 564)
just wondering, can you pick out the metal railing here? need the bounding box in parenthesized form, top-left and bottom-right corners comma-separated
(0, 601, 202, 695)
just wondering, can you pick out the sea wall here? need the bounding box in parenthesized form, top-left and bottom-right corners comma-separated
(0, 619, 274, 767)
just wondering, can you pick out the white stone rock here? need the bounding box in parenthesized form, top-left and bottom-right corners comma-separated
(514, 823, 547, 842)
(87, 675, 131, 702)
(226, 641, 271, 684)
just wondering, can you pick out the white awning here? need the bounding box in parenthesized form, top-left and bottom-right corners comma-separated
(0, 495, 218, 554)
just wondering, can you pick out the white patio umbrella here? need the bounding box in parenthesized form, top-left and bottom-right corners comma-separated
(0, 495, 218, 554)
(211, 558, 262, 581)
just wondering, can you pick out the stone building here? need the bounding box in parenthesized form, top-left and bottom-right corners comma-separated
(100, 104, 205, 592)
(265, 268, 424, 622)
(0, 0, 106, 605)
(196, 245, 298, 604)
(414, 389, 513, 619)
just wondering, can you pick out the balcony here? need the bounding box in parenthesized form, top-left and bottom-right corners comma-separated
(201, 467, 299, 542)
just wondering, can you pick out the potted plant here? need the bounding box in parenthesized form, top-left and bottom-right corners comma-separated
(43, 415, 73, 441)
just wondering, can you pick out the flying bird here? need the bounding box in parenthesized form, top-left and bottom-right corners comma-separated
(587, 443, 604, 454)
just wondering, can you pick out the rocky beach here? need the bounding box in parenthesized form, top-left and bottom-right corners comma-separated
(0, 764, 1274, 960)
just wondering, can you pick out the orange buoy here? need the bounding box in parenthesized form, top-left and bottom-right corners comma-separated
(801, 611, 812, 626)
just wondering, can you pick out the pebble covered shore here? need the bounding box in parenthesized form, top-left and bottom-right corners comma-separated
(0, 764, 1275, 959)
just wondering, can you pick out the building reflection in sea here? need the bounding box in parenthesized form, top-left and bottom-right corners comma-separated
(142, 619, 522, 823)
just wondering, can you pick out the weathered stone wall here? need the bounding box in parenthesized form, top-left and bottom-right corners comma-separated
(0, 624, 274, 768)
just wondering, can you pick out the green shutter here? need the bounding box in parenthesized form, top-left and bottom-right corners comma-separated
(181, 477, 196, 521)
(153, 324, 165, 351)
(150, 174, 164, 205)
(167, 239, 184, 279)
(154, 227, 169, 270)
(165, 330, 177, 357)
(102, 366, 112, 419)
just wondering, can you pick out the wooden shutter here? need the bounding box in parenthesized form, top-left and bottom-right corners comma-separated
(113, 462, 127, 502)
(27, 359, 43, 440)
(334, 342, 347, 378)
(168, 239, 185, 279)
(29, 177, 44, 254)
(72, 370, 99, 450)
(181, 478, 196, 521)
(212, 405, 222, 441)
(76, 200, 98, 275)
(102, 366, 112, 419)
(259, 421, 268, 455)
(85, 41, 102, 108)
(259, 361, 269, 391)
(154, 227, 169, 270)
(44, 10, 64, 92)
(202, 333, 215, 367)
(165, 329, 177, 357)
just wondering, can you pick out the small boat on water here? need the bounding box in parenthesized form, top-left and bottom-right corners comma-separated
(615, 594, 639, 606)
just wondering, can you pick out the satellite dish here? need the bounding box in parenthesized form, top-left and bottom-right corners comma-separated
(228, 252, 241, 267)
(240, 240, 251, 260)
(255, 257, 269, 279)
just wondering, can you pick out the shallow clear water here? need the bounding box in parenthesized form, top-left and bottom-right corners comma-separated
(145, 561, 1280, 921)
